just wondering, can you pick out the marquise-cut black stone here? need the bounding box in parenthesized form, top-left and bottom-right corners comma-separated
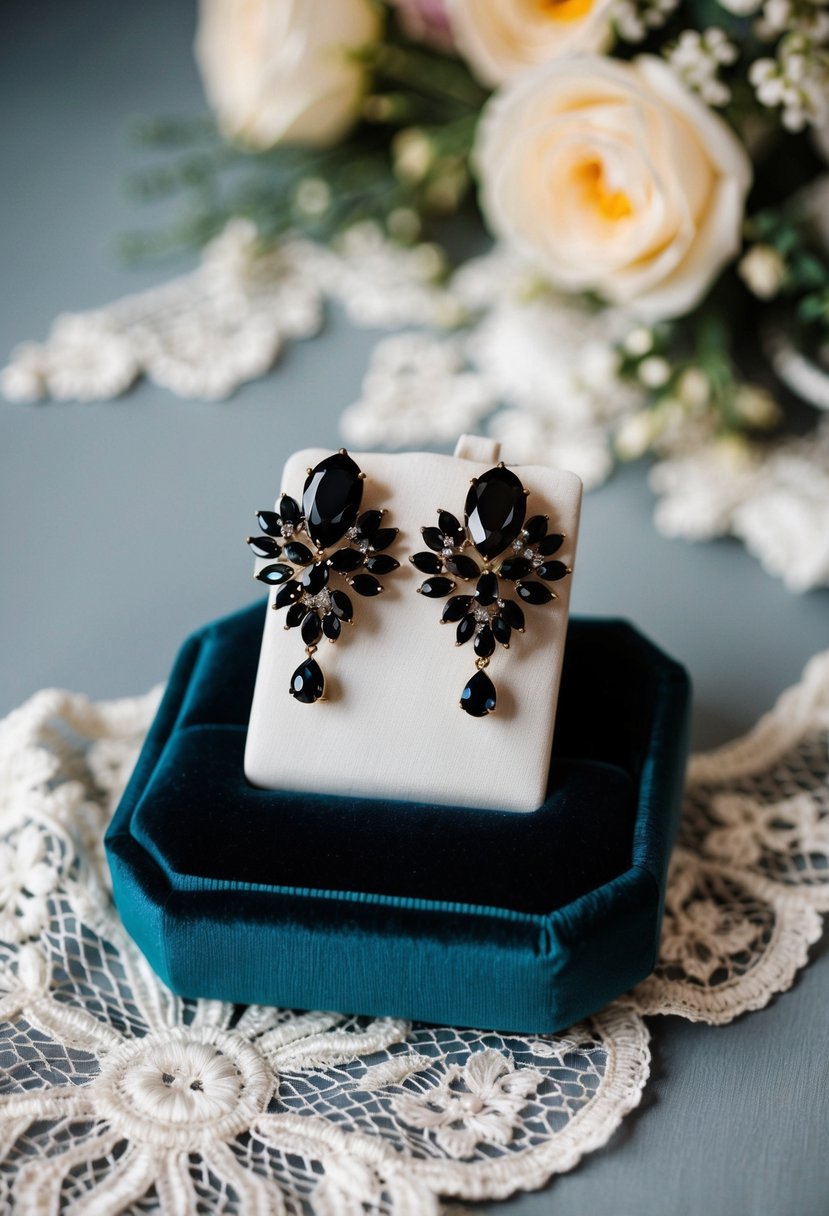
(437, 510, 465, 545)
(442, 595, 471, 623)
(327, 547, 364, 573)
(421, 527, 445, 553)
(329, 590, 353, 621)
(537, 560, 569, 581)
(301, 612, 322, 645)
(302, 452, 363, 549)
(420, 577, 455, 598)
(475, 571, 499, 605)
(284, 602, 308, 629)
(538, 533, 565, 556)
(247, 535, 282, 559)
(289, 657, 325, 704)
(410, 551, 443, 575)
(256, 563, 294, 586)
(456, 614, 476, 645)
(256, 510, 282, 537)
(275, 580, 303, 608)
(301, 562, 329, 594)
(492, 615, 511, 647)
(369, 527, 397, 552)
(465, 466, 527, 559)
(350, 573, 383, 597)
(499, 557, 532, 581)
(460, 669, 497, 717)
(445, 554, 480, 580)
(322, 612, 341, 641)
(356, 509, 383, 537)
(516, 580, 554, 605)
(279, 495, 301, 525)
(500, 599, 525, 631)
(522, 515, 548, 544)
(365, 554, 399, 575)
(474, 625, 495, 658)
(284, 541, 313, 565)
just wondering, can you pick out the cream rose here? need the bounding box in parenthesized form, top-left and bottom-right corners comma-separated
(195, 0, 382, 149)
(475, 55, 753, 320)
(447, 0, 615, 86)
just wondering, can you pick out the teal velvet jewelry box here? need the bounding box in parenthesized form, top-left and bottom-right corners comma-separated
(105, 601, 690, 1034)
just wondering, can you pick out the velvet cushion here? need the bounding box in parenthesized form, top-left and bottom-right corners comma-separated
(106, 601, 690, 1033)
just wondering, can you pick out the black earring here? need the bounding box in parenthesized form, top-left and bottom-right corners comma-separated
(247, 450, 399, 703)
(411, 463, 570, 717)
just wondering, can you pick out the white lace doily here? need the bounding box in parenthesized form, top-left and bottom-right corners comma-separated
(0, 649, 826, 1214)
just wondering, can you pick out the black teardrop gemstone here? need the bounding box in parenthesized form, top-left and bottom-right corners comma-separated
(256, 563, 294, 586)
(475, 571, 499, 606)
(460, 669, 497, 717)
(284, 541, 314, 566)
(247, 535, 282, 559)
(522, 515, 548, 544)
(516, 581, 554, 605)
(275, 580, 303, 608)
(437, 510, 465, 545)
(279, 495, 301, 525)
(500, 599, 525, 631)
(329, 589, 354, 621)
(322, 612, 341, 641)
(301, 612, 322, 645)
(421, 527, 446, 553)
(410, 551, 443, 575)
(445, 554, 481, 580)
(365, 554, 399, 575)
(465, 466, 527, 559)
(256, 510, 282, 537)
(492, 615, 512, 647)
(302, 452, 363, 549)
(350, 573, 383, 597)
(284, 602, 308, 629)
(327, 547, 364, 573)
(456, 614, 476, 645)
(289, 657, 325, 703)
(419, 577, 455, 598)
(537, 560, 569, 582)
(301, 562, 329, 594)
(538, 533, 565, 556)
(356, 508, 383, 538)
(442, 595, 472, 623)
(499, 557, 532, 581)
(474, 625, 495, 658)
(369, 527, 398, 552)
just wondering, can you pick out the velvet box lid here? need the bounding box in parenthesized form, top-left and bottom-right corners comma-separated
(106, 601, 691, 1034)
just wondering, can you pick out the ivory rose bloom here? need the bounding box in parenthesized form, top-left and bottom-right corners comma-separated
(475, 55, 753, 320)
(195, 0, 381, 149)
(447, 0, 615, 86)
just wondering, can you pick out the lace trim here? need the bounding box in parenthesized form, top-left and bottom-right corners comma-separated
(5, 221, 828, 590)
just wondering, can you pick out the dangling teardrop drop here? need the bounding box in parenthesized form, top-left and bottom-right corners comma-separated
(289, 657, 325, 704)
(460, 668, 497, 717)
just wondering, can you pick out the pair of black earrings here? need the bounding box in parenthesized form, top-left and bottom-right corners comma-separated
(247, 452, 570, 716)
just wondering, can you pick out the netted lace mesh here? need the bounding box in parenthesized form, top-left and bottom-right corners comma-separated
(0, 652, 826, 1212)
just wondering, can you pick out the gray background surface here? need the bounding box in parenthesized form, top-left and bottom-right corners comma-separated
(2, 3, 828, 1213)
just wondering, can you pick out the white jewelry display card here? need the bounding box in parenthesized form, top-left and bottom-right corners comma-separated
(245, 442, 582, 812)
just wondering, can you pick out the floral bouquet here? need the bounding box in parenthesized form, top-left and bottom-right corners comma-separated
(5, 0, 829, 587)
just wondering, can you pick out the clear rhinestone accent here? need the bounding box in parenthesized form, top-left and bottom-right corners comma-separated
(305, 589, 332, 612)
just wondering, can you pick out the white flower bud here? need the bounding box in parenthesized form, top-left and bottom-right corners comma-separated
(739, 244, 786, 298)
(638, 355, 672, 387)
